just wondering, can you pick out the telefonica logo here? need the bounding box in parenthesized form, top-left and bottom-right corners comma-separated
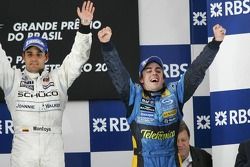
(141, 129, 175, 140)
(214, 108, 250, 126)
(210, 0, 250, 18)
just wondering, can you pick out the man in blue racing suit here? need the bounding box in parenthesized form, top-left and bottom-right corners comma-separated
(0, 1, 95, 167)
(97, 24, 225, 167)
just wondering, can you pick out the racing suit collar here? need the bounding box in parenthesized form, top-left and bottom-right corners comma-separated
(24, 69, 47, 79)
(143, 85, 166, 97)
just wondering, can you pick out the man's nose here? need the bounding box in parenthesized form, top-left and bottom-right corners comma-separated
(152, 70, 157, 75)
(31, 55, 38, 60)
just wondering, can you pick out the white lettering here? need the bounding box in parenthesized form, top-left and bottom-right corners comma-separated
(5, 120, 14, 134)
(225, 0, 250, 16)
(0, 120, 2, 134)
(8, 33, 24, 41)
(243, 0, 250, 14)
(44, 64, 61, 71)
(16, 56, 24, 64)
(164, 63, 188, 78)
(230, 110, 238, 124)
(110, 118, 119, 132)
(13, 22, 58, 31)
(239, 109, 247, 124)
(229, 109, 250, 125)
(120, 118, 130, 131)
(0, 120, 14, 134)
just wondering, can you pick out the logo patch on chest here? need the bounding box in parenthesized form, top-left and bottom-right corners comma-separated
(20, 80, 34, 90)
(140, 104, 155, 112)
(162, 109, 177, 118)
(42, 76, 55, 89)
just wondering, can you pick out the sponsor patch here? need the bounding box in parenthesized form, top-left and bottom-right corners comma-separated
(140, 104, 155, 112)
(33, 126, 51, 132)
(42, 82, 55, 89)
(141, 129, 175, 140)
(21, 128, 29, 132)
(20, 80, 34, 90)
(162, 109, 177, 118)
(42, 76, 55, 89)
(140, 111, 154, 118)
(141, 98, 155, 105)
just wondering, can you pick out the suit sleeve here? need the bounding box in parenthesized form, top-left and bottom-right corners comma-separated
(57, 25, 92, 91)
(235, 143, 250, 167)
(190, 146, 212, 167)
(0, 43, 15, 96)
(101, 41, 131, 106)
(183, 39, 221, 103)
(201, 149, 212, 167)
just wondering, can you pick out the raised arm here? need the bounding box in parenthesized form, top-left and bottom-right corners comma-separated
(98, 27, 131, 103)
(57, 1, 94, 89)
(0, 43, 15, 95)
(183, 24, 226, 103)
(77, 0, 95, 26)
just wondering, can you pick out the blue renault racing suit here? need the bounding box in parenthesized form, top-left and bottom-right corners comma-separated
(101, 39, 221, 167)
(0, 25, 92, 167)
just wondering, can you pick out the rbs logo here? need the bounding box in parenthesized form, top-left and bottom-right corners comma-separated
(210, 0, 250, 18)
(215, 108, 250, 126)
(225, 0, 250, 16)
(163, 64, 188, 78)
(92, 117, 130, 133)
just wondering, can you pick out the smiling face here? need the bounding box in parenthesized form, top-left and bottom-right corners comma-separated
(22, 46, 48, 73)
(139, 62, 165, 91)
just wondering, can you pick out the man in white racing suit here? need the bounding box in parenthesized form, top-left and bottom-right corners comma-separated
(0, 1, 95, 167)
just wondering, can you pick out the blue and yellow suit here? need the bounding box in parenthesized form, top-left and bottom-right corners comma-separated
(101, 39, 221, 167)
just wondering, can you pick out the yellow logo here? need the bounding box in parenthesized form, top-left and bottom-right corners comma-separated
(162, 109, 177, 118)
(141, 129, 175, 140)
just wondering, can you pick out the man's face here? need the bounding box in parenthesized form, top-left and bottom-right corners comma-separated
(139, 62, 165, 91)
(22, 46, 48, 73)
(177, 130, 190, 161)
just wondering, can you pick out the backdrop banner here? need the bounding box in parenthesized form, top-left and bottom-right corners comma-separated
(207, 0, 250, 166)
(0, 0, 139, 100)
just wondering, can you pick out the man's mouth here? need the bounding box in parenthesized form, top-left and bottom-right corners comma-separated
(150, 78, 159, 82)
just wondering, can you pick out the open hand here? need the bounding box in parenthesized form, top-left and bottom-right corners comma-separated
(77, 1, 95, 26)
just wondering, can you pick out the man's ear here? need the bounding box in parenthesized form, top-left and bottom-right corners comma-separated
(139, 77, 144, 84)
(45, 53, 49, 63)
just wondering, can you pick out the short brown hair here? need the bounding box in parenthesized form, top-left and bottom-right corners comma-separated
(179, 120, 190, 138)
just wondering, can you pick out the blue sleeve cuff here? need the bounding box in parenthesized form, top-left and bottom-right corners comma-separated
(102, 41, 114, 51)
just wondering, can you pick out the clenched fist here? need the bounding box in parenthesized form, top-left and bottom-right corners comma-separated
(98, 26, 112, 43)
(213, 24, 226, 41)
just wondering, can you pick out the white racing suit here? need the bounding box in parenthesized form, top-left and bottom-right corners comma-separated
(0, 31, 92, 167)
